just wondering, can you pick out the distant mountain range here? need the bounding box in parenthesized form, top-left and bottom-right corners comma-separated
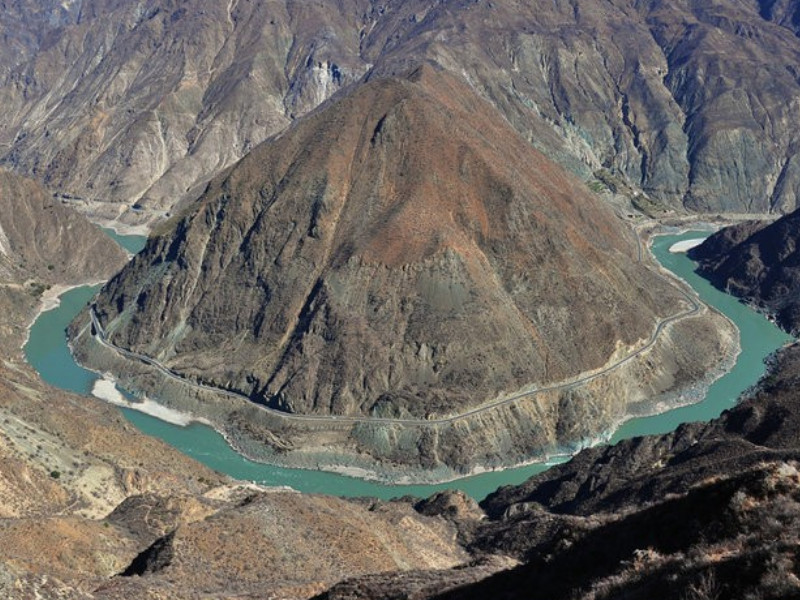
(3, 0, 800, 227)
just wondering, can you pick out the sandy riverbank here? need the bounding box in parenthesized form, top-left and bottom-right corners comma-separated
(97, 220, 151, 238)
(21, 281, 105, 351)
(91, 377, 206, 427)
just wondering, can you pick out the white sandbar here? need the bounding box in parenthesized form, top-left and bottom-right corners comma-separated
(668, 238, 707, 253)
(91, 377, 195, 426)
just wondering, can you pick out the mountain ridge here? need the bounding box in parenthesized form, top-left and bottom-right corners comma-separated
(690, 210, 800, 335)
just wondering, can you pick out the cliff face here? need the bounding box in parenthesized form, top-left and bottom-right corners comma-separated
(690, 210, 800, 334)
(4, 0, 800, 226)
(83, 65, 682, 415)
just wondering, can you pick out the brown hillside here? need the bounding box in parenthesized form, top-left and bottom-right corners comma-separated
(87, 64, 684, 420)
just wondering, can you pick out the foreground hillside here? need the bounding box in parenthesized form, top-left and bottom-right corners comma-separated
(318, 341, 800, 600)
(69, 65, 735, 477)
(3, 0, 800, 227)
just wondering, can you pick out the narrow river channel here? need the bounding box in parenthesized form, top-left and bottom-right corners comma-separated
(24, 230, 792, 500)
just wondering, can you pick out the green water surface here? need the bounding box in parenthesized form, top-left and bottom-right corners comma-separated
(611, 232, 792, 442)
(101, 227, 148, 254)
(24, 231, 792, 500)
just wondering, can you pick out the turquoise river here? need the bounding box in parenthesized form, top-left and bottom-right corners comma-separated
(24, 230, 792, 500)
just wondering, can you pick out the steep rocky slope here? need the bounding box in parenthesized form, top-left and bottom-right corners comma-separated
(0, 0, 371, 227)
(69, 65, 735, 475)
(0, 169, 128, 343)
(4, 0, 800, 227)
(86, 65, 678, 413)
(690, 210, 800, 334)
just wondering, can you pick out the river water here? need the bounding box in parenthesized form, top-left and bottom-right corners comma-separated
(24, 231, 791, 500)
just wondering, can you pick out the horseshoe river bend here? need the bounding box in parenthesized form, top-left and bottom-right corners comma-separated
(23, 229, 792, 500)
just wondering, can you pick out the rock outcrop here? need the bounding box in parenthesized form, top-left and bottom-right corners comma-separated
(690, 210, 800, 334)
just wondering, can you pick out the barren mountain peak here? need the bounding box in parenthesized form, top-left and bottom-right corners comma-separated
(65, 63, 736, 476)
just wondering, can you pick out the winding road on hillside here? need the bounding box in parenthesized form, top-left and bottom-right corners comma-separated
(87, 234, 706, 427)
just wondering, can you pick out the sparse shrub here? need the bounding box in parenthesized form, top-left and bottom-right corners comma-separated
(760, 552, 800, 597)
(684, 569, 721, 600)
(28, 282, 48, 297)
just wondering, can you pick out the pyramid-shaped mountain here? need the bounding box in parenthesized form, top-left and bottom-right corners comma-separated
(87, 64, 686, 419)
